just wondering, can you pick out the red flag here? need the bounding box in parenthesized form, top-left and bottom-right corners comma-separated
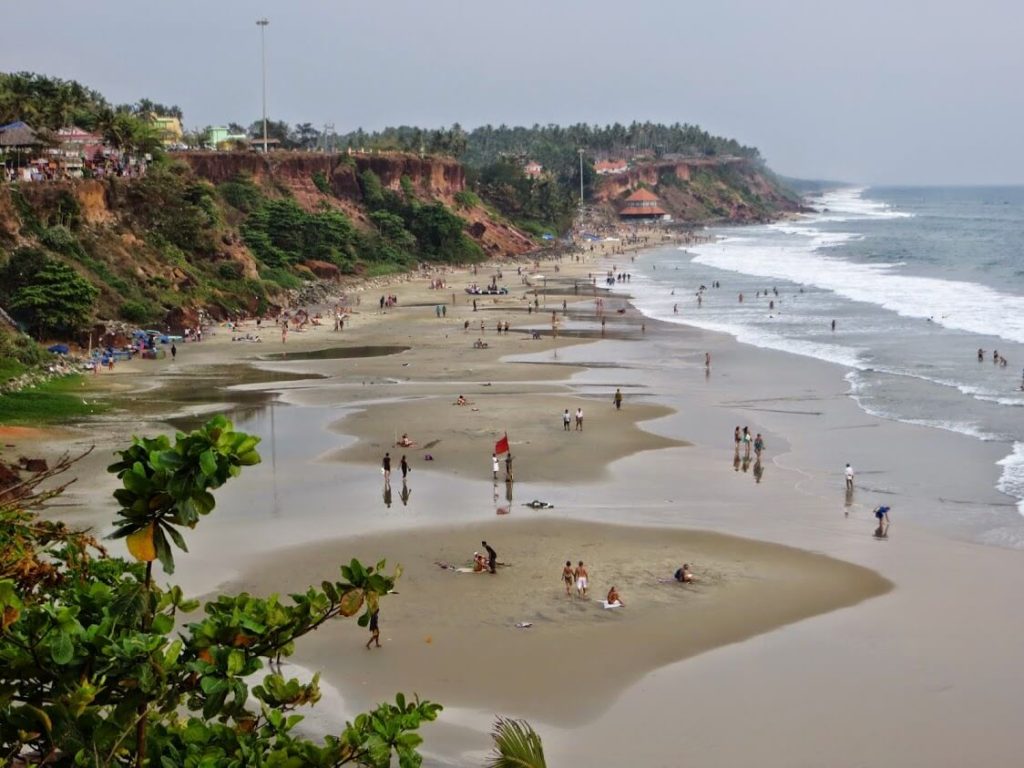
(495, 434, 509, 455)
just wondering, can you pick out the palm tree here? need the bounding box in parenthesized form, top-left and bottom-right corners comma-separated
(486, 717, 547, 768)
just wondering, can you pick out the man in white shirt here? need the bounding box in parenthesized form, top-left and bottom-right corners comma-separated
(845, 463, 854, 491)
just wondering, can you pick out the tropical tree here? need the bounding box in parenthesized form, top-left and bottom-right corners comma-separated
(0, 417, 441, 767)
(5, 257, 98, 338)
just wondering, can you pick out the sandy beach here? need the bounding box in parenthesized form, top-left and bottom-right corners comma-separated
(8, 246, 1024, 767)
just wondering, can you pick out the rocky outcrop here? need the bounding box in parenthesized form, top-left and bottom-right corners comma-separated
(595, 158, 804, 224)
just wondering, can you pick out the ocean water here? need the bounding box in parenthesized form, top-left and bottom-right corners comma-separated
(613, 186, 1024, 541)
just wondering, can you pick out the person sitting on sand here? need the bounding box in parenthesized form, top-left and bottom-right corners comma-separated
(397, 433, 416, 448)
(674, 564, 696, 583)
(473, 552, 488, 572)
(606, 586, 623, 607)
(455, 395, 469, 406)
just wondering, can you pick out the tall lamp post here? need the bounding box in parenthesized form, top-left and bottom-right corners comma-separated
(578, 148, 585, 206)
(256, 18, 269, 153)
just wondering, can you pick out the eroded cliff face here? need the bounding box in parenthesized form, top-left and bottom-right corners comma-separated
(180, 151, 534, 258)
(595, 158, 803, 224)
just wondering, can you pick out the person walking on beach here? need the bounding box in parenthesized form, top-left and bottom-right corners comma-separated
(978, 348, 985, 362)
(562, 560, 575, 596)
(492, 453, 500, 481)
(575, 407, 584, 431)
(831, 319, 836, 332)
(614, 388, 623, 410)
(365, 608, 381, 649)
(482, 541, 497, 574)
(505, 453, 514, 483)
(705, 352, 711, 370)
(170, 343, 177, 360)
(563, 409, 572, 431)
(754, 433, 765, 458)
(382, 452, 391, 483)
(734, 426, 741, 451)
(575, 561, 589, 598)
(400, 454, 409, 480)
(845, 463, 854, 492)
(742, 427, 752, 459)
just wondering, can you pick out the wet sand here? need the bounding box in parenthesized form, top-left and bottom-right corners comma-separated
(228, 518, 890, 726)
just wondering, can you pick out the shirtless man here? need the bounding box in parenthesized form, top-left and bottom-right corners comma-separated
(606, 585, 623, 606)
(575, 561, 589, 598)
(562, 561, 575, 596)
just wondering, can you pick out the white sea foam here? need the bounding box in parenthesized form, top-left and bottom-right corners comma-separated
(806, 187, 915, 220)
(625, 284, 867, 369)
(689, 205, 1024, 345)
(996, 443, 1024, 517)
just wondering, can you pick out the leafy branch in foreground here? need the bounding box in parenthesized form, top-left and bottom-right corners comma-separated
(0, 416, 439, 767)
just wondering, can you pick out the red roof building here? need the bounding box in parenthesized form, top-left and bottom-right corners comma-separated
(619, 188, 668, 218)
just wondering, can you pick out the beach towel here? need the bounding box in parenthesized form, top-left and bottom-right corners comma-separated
(599, 600, 623, 609)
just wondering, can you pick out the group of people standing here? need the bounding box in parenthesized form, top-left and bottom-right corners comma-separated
(733, 426, 765, 459)
(732, 426, 766, 482)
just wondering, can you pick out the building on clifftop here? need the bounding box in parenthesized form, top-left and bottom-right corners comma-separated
(618, 188, 668, 220)
(595, 159, 628, 175)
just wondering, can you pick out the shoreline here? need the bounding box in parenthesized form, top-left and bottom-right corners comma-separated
(6, 243, 1024, 766)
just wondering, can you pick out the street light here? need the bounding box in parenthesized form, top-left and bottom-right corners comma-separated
(578, 148, 585, 206)
(256, 18, 269, 154)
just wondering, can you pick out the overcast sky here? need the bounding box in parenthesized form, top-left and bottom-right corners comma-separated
(4, 0, 1022, 184)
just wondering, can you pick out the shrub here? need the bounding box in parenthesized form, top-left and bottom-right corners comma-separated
(453, 189, 480, 209)
(219, 174, 264, 212)
(312, 170, 331, 195)
(119, 299, 158, 324)
(218, 261, 244, 280)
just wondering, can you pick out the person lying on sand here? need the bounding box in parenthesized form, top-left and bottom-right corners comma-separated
(605, 586, 623, 607)
(674, 564, 696, 583)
